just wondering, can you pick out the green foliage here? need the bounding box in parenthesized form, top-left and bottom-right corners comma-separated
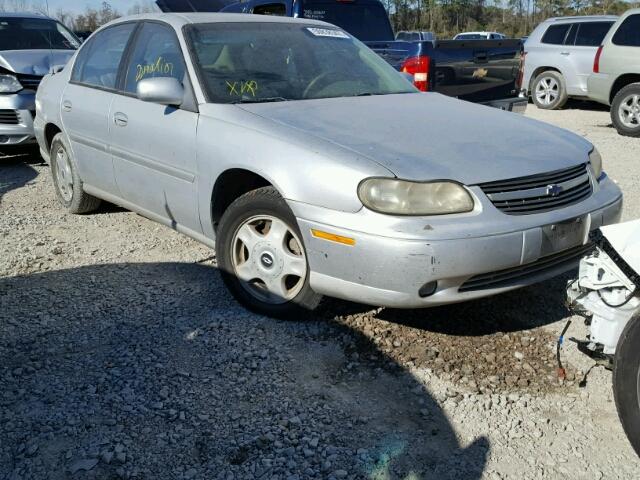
(387, 0, 639, 38)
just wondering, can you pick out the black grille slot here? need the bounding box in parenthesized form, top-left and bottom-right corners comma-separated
(0, 110, 20, 124)
(459, 244, 593, 292)
(479, 163, 593, 215)
(17, 74, 41, 90)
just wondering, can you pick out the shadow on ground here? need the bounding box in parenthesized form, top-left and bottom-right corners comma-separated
(0, 149, 40, 206)
(0, 262, 489, 480)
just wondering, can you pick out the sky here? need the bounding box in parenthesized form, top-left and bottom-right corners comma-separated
(42, 0, 151, 14)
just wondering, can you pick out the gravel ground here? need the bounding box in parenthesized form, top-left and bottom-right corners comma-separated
(1, 103, 640, 480)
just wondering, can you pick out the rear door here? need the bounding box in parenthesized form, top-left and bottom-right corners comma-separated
(62, 22, 137, 195)
(110, 21, 201, 233)
(562, 21, 615, 95)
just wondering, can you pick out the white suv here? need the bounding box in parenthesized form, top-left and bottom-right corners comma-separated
(523, 16, 617, 109)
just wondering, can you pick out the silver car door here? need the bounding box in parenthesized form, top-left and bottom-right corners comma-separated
(110, 21, 200, 234)
(62, 22, 137, 196)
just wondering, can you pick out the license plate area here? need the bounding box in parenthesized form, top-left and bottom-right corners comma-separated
(541, 216, 587, 257)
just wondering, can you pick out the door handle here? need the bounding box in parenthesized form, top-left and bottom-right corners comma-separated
(560, 51, 570, 56)
(62, 100, 72, 112)
(113, 112, 128, 127)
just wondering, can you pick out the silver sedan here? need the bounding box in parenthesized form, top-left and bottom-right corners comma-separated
(35, 13, 623, 318)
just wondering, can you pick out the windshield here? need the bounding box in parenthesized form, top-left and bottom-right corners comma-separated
(0, 17, 80, 50)
(301, 1, 394, 41)
(186, 22, 416, 104)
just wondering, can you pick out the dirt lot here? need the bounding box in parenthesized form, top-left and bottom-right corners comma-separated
(1, 103, 639, 480)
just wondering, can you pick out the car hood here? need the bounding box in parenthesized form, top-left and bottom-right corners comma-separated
(0, 49, 75, 76)
(238, 93, 593, 185)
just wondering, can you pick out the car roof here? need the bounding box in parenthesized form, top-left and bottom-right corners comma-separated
(107, 12, 332, 29)
(0, 12, 53, 19)
(545, 15, 618, 23)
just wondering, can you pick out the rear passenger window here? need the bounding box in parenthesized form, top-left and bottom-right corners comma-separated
(71, 23, 136, 89)
(541, 24, 570, 45)
(613, 14, 640, 47)
(123, 22, 186, 94)
(575, 22, 614, 46)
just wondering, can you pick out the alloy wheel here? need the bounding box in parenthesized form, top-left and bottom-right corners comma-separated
(231, 215, 307, 305)
(54, 145, 73, 202)
(535, 77, 559, 106)
(618, 94, 640, 129)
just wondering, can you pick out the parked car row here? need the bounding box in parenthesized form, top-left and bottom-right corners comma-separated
(523, 10, 640, 136)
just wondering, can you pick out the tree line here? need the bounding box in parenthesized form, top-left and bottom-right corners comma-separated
(384, 0, 640, 38)
(0, 0, 637, 37)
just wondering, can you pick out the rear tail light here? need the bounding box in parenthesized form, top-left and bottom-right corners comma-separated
(594, 45, 603, 73)
(401, 55, 430, 92)
(516, 51, 526, 90)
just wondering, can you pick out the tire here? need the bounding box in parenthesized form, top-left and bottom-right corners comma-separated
(216, 186, 322, 319)
(611, 83, 640, 138)
(50, 133, 101, 214)
(531, 71, 568, 110)
(613, 314, 640, 457)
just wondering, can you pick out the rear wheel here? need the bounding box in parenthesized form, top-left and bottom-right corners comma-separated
(532, 71, 568, 110)
(611, 83, 640, 137)
(613, 314, 640, 457)
(50, 133, 101, 214)
(216, 186, 322, 318)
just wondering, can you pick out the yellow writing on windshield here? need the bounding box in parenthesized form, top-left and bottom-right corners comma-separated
(136, 57, 174, 82)
(226, 80, 258, 97)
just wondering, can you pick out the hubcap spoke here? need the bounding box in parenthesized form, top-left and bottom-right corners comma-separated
(282, 250, 306, 278)
(265, 218, 288, 246)
(265, 276, 289, 300)
(235, 261, 258, 282)
(236, 223, 261, 252)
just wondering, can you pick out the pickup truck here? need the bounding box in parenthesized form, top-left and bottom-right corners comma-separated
(156, 0, 527, 112)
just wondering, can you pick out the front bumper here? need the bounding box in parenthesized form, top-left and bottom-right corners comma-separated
(292, 177, 623, 308)
(0, 91, 36, 146)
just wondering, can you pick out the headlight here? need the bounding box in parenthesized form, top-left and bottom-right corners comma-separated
(0, 74, 22, 93)
(589, 148, 603, 180)
(358, 178, 475, 215)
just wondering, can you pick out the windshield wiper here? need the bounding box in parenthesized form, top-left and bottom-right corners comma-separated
(232, 97, 290, 104)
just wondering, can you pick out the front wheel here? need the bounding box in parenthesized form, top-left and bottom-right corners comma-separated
(613, 314, 640, 456)
(216, 186, 322, 319)
(611, 83, 640, 137)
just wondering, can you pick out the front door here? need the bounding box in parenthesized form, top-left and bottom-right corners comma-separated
(61, 22, 137, 195)
(111, 21, 200, 234)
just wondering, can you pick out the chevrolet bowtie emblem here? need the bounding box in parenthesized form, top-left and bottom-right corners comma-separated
(472, 68, 488, 79)
(546, 184, 563, 197)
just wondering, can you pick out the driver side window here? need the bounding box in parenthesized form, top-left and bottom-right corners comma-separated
(123, 22, 186, 95)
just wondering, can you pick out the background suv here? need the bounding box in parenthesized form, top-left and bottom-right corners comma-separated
(588, 8, 640, 137)
(523, 15, 617, 109)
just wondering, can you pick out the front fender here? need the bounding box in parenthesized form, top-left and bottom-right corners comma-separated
(196, 104, 393, 239)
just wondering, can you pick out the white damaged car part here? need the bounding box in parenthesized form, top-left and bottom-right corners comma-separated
(567, 219, 640, 456)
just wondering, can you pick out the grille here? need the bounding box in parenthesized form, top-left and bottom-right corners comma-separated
(479, 163, 593, 215)
(0, 110, 20, 125)
(17, 75, 42, 90)
(459, 244, 593, 292)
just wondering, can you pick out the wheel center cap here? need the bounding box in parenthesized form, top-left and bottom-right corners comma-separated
(260, 252, 274, 269)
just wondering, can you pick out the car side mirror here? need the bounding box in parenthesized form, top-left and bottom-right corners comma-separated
(137, 77, 184, 106)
